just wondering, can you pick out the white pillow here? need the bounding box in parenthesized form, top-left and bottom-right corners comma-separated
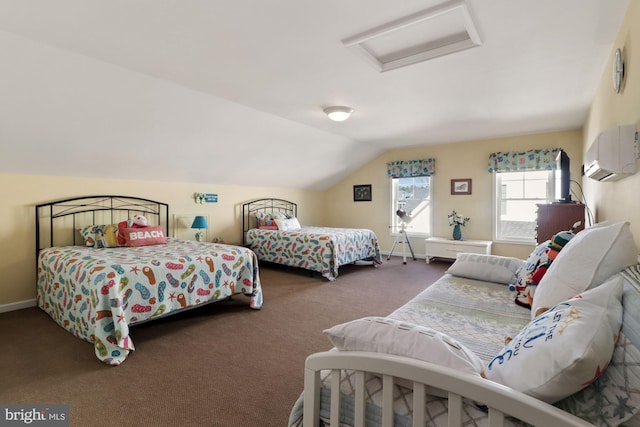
(275, 217, 301, 231)
(484, 276, 623, 403)
(531, 221, 637, 318)
(446, 253, 524, 285)
(324, 317, 484, 375)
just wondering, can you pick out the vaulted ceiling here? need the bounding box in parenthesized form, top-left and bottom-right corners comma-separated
(0, 0, 629, 189)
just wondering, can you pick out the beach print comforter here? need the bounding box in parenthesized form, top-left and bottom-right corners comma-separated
(37, 238, 262, 365)
(246, 226, 381, 280)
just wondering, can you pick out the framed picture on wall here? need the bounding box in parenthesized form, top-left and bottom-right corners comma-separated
(353, 184, 372, 202)
(451, 179, 472, 195)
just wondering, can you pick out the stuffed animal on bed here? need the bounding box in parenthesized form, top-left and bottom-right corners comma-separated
(117, 215, 150, 245)
(510, 230, 575, 310)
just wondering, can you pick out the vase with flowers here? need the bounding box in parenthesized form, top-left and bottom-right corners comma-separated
(448, 210, 470, 240)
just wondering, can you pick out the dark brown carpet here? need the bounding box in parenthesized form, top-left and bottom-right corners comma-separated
(0, 257, 449, 427)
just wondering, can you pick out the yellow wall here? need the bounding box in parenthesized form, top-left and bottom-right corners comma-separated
(4, 3, 640, 310)
(325, 1, 640, 263)
(323, 130, 583, 261)
(6, 130, 582, 309)
(582, 1, 640, 246)
(0, 173, 323, 307)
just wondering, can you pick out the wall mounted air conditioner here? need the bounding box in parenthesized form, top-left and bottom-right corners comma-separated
(584, 124, 637, 182)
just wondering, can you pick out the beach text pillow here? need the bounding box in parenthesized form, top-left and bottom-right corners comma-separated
(122, 226, 167, 247)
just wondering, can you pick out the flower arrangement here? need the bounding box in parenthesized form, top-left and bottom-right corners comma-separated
(448, 210, 470, 227)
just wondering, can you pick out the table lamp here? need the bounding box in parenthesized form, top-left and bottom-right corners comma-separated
(191, 216, 208, 242)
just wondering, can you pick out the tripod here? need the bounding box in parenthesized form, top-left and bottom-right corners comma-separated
(387, 222, 416, 264)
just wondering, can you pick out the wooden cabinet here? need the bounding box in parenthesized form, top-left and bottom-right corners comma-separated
(424, 237, 492, 264)
(536, 203, 585, 243)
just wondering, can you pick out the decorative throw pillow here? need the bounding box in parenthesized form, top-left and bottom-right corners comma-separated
(117, 216, 150, 245)
(446, 253, 523, 285)
(122, 225, 167, 247)
(555, 265, 640, 426)
(517, 230, 575, 309)
(78, 225, 99, 247)
(94, 224, 121, 248)
(531, 221, 637, 318)
(324, 317, 484, 375)
(510, 241, 550, 303)
(255, 211, 290, 228)
(513, 240, 550, 290)
(484, 276, 624, 404)
(275, 217, 301, 232)
(258, 224, 278, 230)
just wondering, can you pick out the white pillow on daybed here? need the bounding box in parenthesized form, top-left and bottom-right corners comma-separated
(446, 253, 524, 285)
(531, 221, 637, 318)
(324, 316, 484, 375)
(484, 275, 623, 404)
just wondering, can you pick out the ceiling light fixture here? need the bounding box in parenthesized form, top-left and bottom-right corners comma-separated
(323, 106, 354, 122)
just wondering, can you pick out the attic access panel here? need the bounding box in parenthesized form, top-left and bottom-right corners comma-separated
(342, 0, 482, 73)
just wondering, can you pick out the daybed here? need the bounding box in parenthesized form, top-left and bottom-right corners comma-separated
(289, 221, 640, 426)
(36, 196, 262, 365)
(242, 198, 381, 281)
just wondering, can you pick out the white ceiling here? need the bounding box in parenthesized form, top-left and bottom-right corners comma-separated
(0, 0, 629, 190)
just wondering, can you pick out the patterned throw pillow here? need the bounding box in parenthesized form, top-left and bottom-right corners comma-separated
(510, 241, 550, 307)
(522, 230, 575, 307)
(254, 211, 290, 228)
(554, 265, 640, 425)
(509, 230, 575, 310)
(78, 224, 121, 247)
(485, 276, 623, 404)
(94, 224, 121, 248)
(78, 225, 98, 247)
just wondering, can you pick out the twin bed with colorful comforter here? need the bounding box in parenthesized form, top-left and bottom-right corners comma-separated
(242, 198, 381, 281)
(36, 196, 262, 365)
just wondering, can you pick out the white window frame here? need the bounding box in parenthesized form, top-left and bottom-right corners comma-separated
(492, 170, 555, 244)
(390, 176, 432, 238)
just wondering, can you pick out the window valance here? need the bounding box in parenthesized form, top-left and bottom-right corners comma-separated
(487, 148, 560, 173)
(386, 158, 435, 178)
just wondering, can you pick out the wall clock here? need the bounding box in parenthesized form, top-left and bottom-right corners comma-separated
(612, 48, 624, 94)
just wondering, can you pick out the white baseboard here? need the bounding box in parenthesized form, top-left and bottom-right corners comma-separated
(0, 299, 37, 314)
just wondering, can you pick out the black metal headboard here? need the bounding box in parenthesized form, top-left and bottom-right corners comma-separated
(36, 195, 169, 255)
(241, 198, 297, 245)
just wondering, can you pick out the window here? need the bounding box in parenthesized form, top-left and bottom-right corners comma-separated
(391, 176, 432, 236)
(494, 170, 554, 242)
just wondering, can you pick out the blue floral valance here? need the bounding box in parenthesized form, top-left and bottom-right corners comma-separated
(386, 158, 435, 178)
(487, 148, 560, 173)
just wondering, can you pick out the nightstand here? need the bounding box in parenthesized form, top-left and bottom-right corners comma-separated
(424, 237, 492, 264)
